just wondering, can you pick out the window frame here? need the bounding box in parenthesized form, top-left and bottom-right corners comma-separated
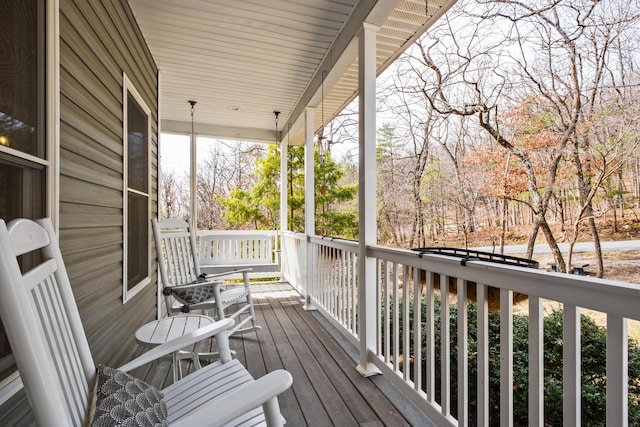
(122, 73, 152, 303)
(0, 0, 59, 405)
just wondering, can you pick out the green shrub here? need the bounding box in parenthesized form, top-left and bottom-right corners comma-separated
(383, 297, 640, 425)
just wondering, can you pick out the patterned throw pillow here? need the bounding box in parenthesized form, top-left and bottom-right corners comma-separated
(172, 284, 216, 305)
(90, 365, 168, 427)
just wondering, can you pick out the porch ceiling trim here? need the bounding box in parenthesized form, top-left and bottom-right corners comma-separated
(129, 0, 458, 146)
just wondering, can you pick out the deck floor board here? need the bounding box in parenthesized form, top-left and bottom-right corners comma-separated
(141, 282, 414, 426)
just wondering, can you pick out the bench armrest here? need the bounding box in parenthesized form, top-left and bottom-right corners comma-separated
(118, 318, 235, 372)
(171, 369, 293, 427)
(203, 267, 253, 280)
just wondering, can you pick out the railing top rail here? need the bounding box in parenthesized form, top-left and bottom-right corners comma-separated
(412, 246, 539, 268)
(368, 244, 640, 321)
(198, 230, 278, 237)
(309, 235, 359, 251)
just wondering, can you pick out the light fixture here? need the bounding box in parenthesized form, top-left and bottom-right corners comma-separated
(318, 70, 328, 163)
(189, 100, 197, 134)
(273, 111, 280, 145)
(188, 100, 197, 224)
(0, 136, 8, 147)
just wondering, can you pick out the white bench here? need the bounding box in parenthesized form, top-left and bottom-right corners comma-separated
(198, 230, 281, 280)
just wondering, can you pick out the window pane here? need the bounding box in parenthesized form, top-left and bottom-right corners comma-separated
(0, 157, 45, 381)
(0, 157, 45, 221)
(127, 192, 148, 291)
(0, 0, 45, 158)
(127, 93, 148, 192)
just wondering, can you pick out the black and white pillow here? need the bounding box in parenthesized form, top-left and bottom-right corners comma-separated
(89, 364, 168, 427)
(172, 284, 216, 305)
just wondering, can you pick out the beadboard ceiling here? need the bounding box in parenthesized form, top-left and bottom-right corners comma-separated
(128, 0, 456, 145)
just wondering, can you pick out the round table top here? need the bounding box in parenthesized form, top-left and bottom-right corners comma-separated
(135, 314, 215, 346)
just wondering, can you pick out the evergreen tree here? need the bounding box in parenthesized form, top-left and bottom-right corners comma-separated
(218, 145, 280, 230)
(219, 145, 358, 239)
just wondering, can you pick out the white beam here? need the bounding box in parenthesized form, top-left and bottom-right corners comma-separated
(280, 137, 288, 233)
(190, 130, 197, 226)
(281, 0, 380, 136)
(162, 119, 275, 144)
(500, 289, 514, 427)
(304, 107, 316, 311)
(356, 22, 380, 378)
(607, 314, 628, 426)
(563, 305, 581, 426)
(529, 297, 544, 426)
(47, 0, 60, 232)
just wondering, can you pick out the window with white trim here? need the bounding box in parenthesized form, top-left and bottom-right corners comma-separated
(0, 0, 50, 399)
(123, 75, 151, 302)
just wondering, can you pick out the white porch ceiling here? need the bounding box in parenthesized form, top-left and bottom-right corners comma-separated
(128, 0, 456, 145)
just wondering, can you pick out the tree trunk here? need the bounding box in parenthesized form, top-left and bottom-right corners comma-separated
(500, 198, 507, 254)
(540, 219, 566, 273)
(525, 218, 540, 259)
(588, 216, 604, 278)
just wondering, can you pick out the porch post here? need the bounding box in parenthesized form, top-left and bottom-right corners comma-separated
(304, 107, 316, 310)
(189, 127, 197, 226)
(279, 133, 288, 281)
(356, 22, 380, 377)
(280, 132, 288, 232)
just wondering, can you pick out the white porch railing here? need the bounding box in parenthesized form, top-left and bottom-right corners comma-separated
(281, 230, 640, 426)
(281, 232, 306, 294)
(310, 236, 360, 339)
(197, 230, 281, 279)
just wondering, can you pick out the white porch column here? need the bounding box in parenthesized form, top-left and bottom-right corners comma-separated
(356, 22, 380, 377)
(190, 133, 197, 225)
(304, 107, 316, 310)
(280, 134, 288, 232)
(279, 133, 288, 281)
(189, 101, 197, 226)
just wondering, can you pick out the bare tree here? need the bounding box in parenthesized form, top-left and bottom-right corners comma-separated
(394, 0, 640, 274)
(196, 139, 263, 230)
(159, 169, 187, 220)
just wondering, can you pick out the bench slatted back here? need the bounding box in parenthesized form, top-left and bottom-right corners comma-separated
(199, 234, 273, 266)
(0, 218, 94, 427)
(152, 219, 203, 313)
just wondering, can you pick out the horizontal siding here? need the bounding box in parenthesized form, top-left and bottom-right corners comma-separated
(59, 175, 122, 207)
(60, 122, 122, 171)
(64, 245, 122, 285)
(4, 0, 159, 421)
(60, 150, 122, 190)
(59, 0, 158, 377)
(71, 261, 122, 302)
(60, 96, 123, 156)
(60, 65, 121, 135)
(59, 227, 122, 256)
(59, 204, 122, 228)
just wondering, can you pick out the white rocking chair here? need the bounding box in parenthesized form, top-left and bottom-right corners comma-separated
(0, 218, 292, 427)
(152, 218, 261, 336)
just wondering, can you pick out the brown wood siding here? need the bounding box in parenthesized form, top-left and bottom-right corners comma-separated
(59, 0, 159, 368)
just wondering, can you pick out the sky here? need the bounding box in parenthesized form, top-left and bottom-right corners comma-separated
(159, 127, 359, 178)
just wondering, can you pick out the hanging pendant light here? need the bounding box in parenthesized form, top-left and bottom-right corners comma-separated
(189, 100, 197, 134)
(318, 70, 328, 164)
(273, 110, 280, 145)
(188, 100, 197, 225)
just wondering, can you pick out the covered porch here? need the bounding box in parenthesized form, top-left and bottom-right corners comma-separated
(137, 0, 640, 424)
(136, 282, 429, 426)
(2, 0, 639, 425)
(191, 230, 640, 426)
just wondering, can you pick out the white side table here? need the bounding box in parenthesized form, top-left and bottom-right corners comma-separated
(135, 314, 215, 383)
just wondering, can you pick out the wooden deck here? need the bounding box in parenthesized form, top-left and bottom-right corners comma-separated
(136, 282, 426, 427)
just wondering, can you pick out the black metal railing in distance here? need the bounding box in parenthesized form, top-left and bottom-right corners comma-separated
(411, 247, 539, 269)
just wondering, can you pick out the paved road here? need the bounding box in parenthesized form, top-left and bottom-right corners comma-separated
(472, 240, 640, 255)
